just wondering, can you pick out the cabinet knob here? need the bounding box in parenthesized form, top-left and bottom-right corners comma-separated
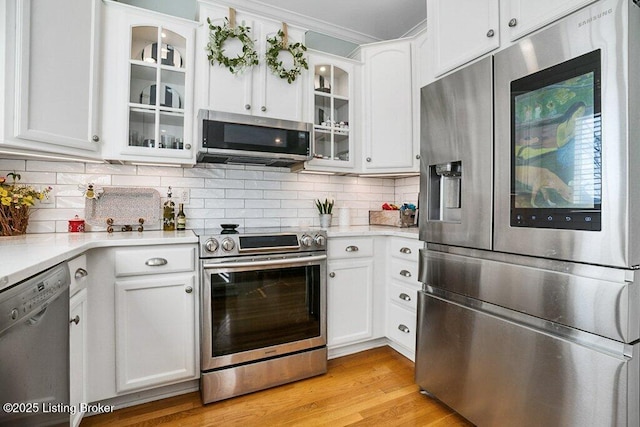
(185, 143, 192, 150)
(345, 245, 359, 252)
(92, 135, 100, 142)
(245, 104, 251, 110)
(74, 268, 88, 280)
(329, 272, 335, 278)
(399, 269, 412, 278)
(261, 106, 266, 112)
(486, 29, 495, 38)
(145, 257, 168, 267)
(366, 157, 372, 162)
(399, 293, 411, 302)
(508, 18, 518, 27)
(399, 247, 412, 254)
(415, 154, 421, 160)
(185, 286, 193, 294)
(398, 324, 410, 334)
(70, 315, 80, 325)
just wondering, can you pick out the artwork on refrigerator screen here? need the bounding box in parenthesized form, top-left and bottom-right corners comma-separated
(513, 70, 601, 210)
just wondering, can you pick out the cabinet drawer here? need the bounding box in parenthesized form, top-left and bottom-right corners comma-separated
(390, 258, 420, 287)
(327, 237, 374, 259)
(387, 303, 416, 351)
(389, 283, 418, 312)
(115, 245, 195, 277)
(69, 254, 88, 296)
(390, 238, 422, 262)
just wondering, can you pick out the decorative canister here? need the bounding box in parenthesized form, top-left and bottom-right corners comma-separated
(68, 215, 85, 233)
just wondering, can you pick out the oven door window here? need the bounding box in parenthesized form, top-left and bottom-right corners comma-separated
(209, 265, 321, 357)
(510, 49, 601, 231)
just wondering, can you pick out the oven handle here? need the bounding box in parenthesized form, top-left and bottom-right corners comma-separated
(202, 254, 327, 270)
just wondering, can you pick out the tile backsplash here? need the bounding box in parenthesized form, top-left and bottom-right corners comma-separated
(0, 159, 420, 233)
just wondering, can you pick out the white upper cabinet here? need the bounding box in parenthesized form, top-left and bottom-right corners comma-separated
(196, 3, 308, 123)
(304, 51, 358, 171)
(361, 40, 418, 173)
(429, 0, 499, 77)
(3, 0, 102, 155)
(504, 0, 598, 41)
(100, 1, 197, 165)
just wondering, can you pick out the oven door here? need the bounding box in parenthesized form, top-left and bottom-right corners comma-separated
(201, 253, 327, 371)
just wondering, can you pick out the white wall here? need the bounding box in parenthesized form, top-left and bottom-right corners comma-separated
(0, 159, 419, 233)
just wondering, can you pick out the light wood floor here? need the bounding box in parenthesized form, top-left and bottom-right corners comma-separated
(81, 346, 472, 426)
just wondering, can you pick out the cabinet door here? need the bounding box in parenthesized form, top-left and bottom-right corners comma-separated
(70, 288, 88, 427)
(505, 0, 597, 41)
(429, 0, 499, 77)
(327, 258, 374, 347)
(14, 0, 100, 151)
(115, 273, 197, 392)
(362, 41, 416, 172)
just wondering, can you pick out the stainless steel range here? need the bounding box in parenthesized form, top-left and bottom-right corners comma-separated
(197, 227, 327, 404)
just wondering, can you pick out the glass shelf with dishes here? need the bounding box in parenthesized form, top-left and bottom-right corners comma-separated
(127, 26, 187, 151)
(312, 64, 352, 164)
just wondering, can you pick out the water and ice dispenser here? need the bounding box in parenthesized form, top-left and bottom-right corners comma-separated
(428, 161, 462, 223)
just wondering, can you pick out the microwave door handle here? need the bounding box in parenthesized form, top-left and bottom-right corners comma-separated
(203, 254, 327, 270)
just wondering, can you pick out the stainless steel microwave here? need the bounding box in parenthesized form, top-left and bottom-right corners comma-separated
(197, 110, 313, 167)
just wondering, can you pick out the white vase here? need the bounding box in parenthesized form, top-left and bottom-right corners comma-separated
(319, 214, 332, 229)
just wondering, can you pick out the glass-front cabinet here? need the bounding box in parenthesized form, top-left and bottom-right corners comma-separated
(305, 52, 358, 171)
(101, 2, 196, 164)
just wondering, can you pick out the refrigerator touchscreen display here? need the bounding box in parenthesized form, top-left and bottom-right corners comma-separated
(510, 50, 601, 231)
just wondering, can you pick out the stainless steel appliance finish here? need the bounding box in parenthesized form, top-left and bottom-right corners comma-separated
(420, 56, 493, 250)
(494, 0, 640, 268)
(198, 228, 327, 403)
(0, 262, 71, 426)
(416, 1, 640, 425)
(197, 110, 313, 167)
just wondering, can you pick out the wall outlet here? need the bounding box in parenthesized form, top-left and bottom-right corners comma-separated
(179, 188, 190, 205)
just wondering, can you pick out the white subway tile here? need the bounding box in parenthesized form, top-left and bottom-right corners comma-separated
(27, 161, 85, 173)
(263, 190, 298, 200)
(298, 174, 329, 183)
(281, 200, 312, 209)
(27, 221, 56, 233)
(56, 196, 85, 209)
(0, 159, 26, 171)
(191, 188, 225, 199)
(6, 171, 57, 185)
(226, 189, 263, 199)
(188, 208, 225, 218)
(263, 208, 297, 218)
(30, 208, 80, 221)
(111, 175, 160, 187)
(229, 209, 263, 218)
(264, 171, 298, 181)
(281, 181, 313, 191)
(57, 173, 111, 185)
(245, 179, 280, 190)
(344, 184, 371, 193)
(205, 199, 244, 209)
(184, 167, 224, 179)
(86, 163, 137, 175)
(205, 178, 244, 189)
(138, 165, 184, 177)
(246, 199, 279, 209)
(245, 218, 280, 228)
(329, 175, 358, 184)
(313, 183, 344, 192)
(160, 177, 205, 188)
(226, 169, 264, 181)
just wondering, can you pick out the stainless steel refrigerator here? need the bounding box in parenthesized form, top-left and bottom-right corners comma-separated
(416, 1, 640, 425)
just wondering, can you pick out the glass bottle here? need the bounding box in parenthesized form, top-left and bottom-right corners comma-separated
(176, 203, 186, 231)
(163, 187, 175, 231)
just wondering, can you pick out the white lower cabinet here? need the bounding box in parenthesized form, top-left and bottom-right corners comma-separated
(69, 254, 88, 427)
(327, 258, 374, 347)
(115, 273, 197, 392)
(70, 288, 88, 427)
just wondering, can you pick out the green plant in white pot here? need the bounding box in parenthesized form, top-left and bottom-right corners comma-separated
(315, 198, 334, 229)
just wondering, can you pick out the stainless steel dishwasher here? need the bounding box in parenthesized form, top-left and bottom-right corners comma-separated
(0, 262, 71, 426)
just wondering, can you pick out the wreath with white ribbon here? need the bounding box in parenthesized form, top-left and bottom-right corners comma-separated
(265, 30, 308, 84)
(206, 17, 259, 75)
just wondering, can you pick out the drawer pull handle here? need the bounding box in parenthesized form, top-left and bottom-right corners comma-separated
(70, 315, 80, 325)
(399, 270, 412, 278)
(74, 268, 88, 280)
(185, 286, 193, 294)
(329, 272, 336, 278)
(399, 247, 412, 254)
(345, 246, 359, 252)
(399, 293, 411, 302)
(145, 258, 168, 267)
(398, 324, 410, 334)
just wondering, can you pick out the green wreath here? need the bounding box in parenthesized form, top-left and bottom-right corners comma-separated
(206, 17, 259, 75)
(265, 30, 308, 84)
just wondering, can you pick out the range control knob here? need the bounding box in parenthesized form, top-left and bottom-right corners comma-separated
(314, 234, 326, 246)
(221, 237, 235, 252)
(204, 238, 219, 253)
(300, 234, 313, 247)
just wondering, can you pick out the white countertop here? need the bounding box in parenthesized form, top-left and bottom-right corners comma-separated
(326, 225, 420, 239)
(0, 230, 198, 291)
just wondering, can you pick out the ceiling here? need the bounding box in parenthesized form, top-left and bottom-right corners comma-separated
(117, 0, 427, 45)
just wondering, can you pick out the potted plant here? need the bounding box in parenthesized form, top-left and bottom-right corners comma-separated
(0, 173, 52, 236)
(315, 198, 334, 229)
